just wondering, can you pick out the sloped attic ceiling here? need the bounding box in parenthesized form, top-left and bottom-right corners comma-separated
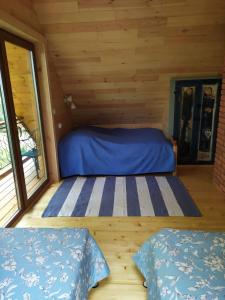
(32, 0, 225, 129)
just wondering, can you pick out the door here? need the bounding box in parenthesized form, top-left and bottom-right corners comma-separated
(0, 80, 21, 225)
(197, 83, 220, 162)
(0, 30, 48, 225)
(173, 79, 221, 164)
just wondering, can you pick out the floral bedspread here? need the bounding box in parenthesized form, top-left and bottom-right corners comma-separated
(133, 229, 225, 300)
(0, 228, 109, 300)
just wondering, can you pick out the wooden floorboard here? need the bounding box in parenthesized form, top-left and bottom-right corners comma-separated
(16, 165, 225, 300)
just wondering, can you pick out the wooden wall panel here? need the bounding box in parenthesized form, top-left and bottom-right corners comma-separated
(32, 0, 225, 129)
(6, 42, 39, 135)
(0, 1, 73, 181)
(0, 0, 41, 32)
(48, 60, 73, 141)
(0, 0, 73, 140)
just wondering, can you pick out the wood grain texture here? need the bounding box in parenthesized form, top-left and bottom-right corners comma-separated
(0, 0, 41, 32)
(16, 166, 225, 299)
(48, 59, 73, 141)
(6, 42, 39, 134)
(0, 0, 73, 142)
(32, 0, 225, 128)
(0, 2, 74, 181)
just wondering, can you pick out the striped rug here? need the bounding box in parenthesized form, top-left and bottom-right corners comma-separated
(42, 176, 201, 217)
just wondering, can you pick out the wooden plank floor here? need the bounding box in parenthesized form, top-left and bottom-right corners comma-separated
(16, 166, 225, 300)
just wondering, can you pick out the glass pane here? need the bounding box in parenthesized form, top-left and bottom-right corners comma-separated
(0, 74, 20, 225)
(197, 84, 218, 161)
(179, 86, 195, 161)
(5, 41, 47, 199)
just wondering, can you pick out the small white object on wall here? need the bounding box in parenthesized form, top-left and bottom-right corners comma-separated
(64, 95, 77, 110)
(70, 102, 76, 110)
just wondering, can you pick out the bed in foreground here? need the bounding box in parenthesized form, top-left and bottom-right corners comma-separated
(133, 229, 225, 300)
(0, 228, 109, 299)
(58, 127, 176, 177)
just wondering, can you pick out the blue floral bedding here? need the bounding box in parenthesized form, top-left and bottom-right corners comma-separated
(0, 228, 110, 300)
(133, 229, 225, 300)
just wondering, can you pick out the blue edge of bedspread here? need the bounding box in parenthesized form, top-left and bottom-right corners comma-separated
(133, 229, 225, 299)
(0, 228, 110, 300)
(58, 127, 175, 177)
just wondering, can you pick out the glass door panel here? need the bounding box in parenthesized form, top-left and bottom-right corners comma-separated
(197, 84, 219, 161)
(179, 86, 195, 162)
(174, 78, 221, 164)
(0, 75, 20, 225)
(5, 41, 47, 199)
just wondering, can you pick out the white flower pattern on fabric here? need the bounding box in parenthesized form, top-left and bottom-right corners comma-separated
(23, 292, 31, 300)
(133, 229, 225, 300)
(21, 272, 40, 287)
(36, 256, 46, 265)
(2, 259, 16, 271)
(0, 278, 13, 289)
(70, 247, 84, 262)
(60, 273, 69, 283)
(95, 258, 106, 273)
(213, 237, 225, 248)
(175, 261, 193, 274)
(203, 255, 224, 272)
(0, 228, 109, 300)
(161, 286, 171, 296)
(46, 233, 58, 242)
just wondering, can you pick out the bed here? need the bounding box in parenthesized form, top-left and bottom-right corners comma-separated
(58, 127, 176, 177)
(0, 228, 109, 300)
(133, 228, 225, 300)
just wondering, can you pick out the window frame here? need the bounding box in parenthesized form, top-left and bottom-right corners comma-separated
(0, 29, 49, 226)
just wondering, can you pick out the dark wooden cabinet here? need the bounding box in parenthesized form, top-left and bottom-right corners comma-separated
(173, 79, 221, 164)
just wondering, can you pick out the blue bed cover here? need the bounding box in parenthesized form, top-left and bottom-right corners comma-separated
(58, 127, 175, 177)
(0, 228, 109, 300)
(133, 229, 225, 299)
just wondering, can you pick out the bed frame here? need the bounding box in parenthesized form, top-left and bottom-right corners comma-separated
(172, 138, 178, 176)
(162, 131, 177, 176)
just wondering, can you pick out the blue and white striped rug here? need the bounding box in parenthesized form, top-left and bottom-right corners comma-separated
(42, 176, 201, 217)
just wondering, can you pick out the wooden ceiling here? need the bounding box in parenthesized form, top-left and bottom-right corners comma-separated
(32, 0, 225, 128)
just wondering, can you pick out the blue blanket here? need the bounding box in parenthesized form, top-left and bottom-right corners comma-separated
(133, 229, 225, 299)
(0, 228, 109, 300)
(58, 127, 175, 177)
